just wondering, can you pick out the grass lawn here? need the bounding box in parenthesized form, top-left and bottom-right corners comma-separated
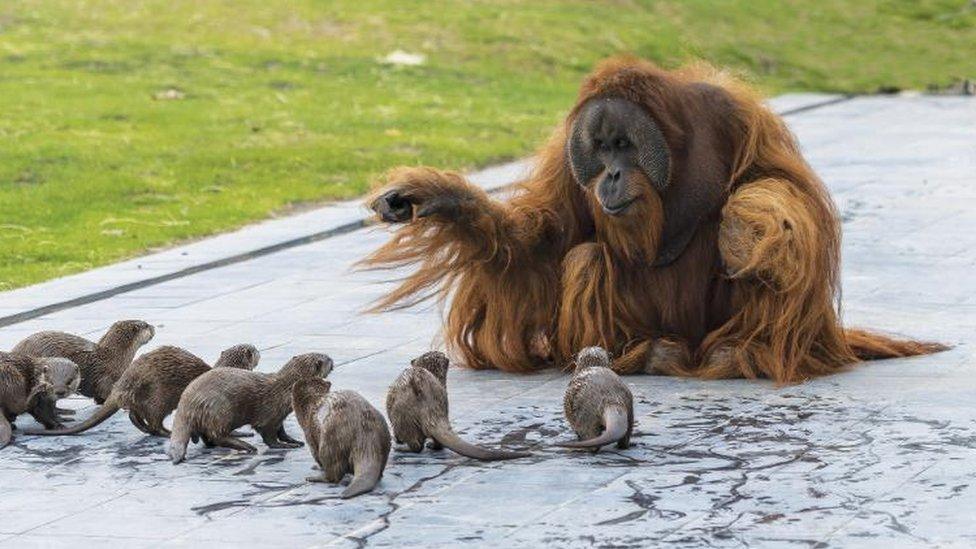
(1, 0, 974, 290)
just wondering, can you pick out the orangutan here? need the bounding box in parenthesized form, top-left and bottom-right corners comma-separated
(360, 56, 945, 383)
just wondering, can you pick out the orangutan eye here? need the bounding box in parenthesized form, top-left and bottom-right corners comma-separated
(592, 138, 605, 151)
(615, 137, 630, 149)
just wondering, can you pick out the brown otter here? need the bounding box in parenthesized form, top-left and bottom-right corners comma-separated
(1, 354, 79, 449)
(293, 378, 392, 498)
(24, 344, 260, 437)
(168, 352, 332, 463)
(386, 351, 530, 461)
(31, 356, 83, 425)
(12, 320, 155, 404)
(559, 346, 634, 451)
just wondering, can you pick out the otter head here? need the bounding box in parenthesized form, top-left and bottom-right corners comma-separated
(410, 351, 449, 385)
(103, 320, 155, 349)
(215, 344, 261, 370)
(291, 378, 332, 416)
(281, 353, 334, 381)
(37, 357, 81, 399)
(572, 346, 612, 372)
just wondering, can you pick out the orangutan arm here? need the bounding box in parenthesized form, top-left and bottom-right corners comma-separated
(362, 167, 573, 302)
(369, 168, 532, 264)
(367, 166, 563, 264)
(361, 166, 581, 371)
(702, 177, 849, 381)
(717, 178, 822, 290)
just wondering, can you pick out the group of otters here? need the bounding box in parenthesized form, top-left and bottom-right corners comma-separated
(1, 320, 632, 498)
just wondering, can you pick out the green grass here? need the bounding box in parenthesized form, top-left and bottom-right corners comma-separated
(1, 0, 974, 290)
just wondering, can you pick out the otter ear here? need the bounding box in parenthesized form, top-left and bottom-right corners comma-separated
(566, 101, 603, 187)
(653, 85, 733, 267)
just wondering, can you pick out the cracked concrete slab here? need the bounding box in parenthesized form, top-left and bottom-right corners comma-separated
(1, 93, 975, 548)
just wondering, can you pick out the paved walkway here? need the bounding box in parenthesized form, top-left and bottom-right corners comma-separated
(1, 94, 974, 548)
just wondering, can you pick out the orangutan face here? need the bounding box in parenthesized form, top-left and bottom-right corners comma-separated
(566, 97, 671, 217)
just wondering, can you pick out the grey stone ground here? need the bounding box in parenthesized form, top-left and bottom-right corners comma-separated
(0, 94, 974, 548)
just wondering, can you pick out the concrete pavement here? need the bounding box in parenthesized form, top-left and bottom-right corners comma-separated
(0, 93, 974, 548)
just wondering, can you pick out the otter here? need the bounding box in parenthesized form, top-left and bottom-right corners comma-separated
(31, 356, 83, 426)
(386, 351, 530, 461)
(559, 346, 634, 451)
(293, 378, 392, 498)
(168, 352, 333, 463)
(1, 354, 79, 449)
(3, 350, 83, 423)
(12, 320, 155, 404)
(24, 344, 260, 437)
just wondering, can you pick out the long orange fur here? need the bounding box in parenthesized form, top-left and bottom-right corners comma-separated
(358, 56, 946, 383)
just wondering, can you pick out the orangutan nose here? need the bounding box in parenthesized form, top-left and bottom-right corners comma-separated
(607, 167, 622, 183)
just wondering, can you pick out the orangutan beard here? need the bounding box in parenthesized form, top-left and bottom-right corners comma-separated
(587, 172, 664, 265)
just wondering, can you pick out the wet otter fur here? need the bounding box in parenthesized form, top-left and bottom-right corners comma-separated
(1, 354, 78, 449)
(293, 378, 392, 498)
(386, 351, 530, 461)
(559, 346, 634, 451)
(25, 344, 260, 437)
(12, 320, 155, 404)
(168, 352, 332, 463)
(29, 355, 82, 425)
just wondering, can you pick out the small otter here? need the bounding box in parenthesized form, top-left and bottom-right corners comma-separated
(1, 354, 79, 449)
(25, 344, 260, 437)
(386, 351, 530, 461)
(559, 346, 634, 451)
(293, 378, 391, 498)
(168, 352, 333, 463)
(12, 320, 155, 404)
(31, 356, 83, 425)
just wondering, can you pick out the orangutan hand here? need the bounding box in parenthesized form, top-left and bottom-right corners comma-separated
(719, 178, 812, 288)
(368, 167, 478, 224)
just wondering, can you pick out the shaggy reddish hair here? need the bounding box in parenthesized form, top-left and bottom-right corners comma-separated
(359, 56, 945, 383)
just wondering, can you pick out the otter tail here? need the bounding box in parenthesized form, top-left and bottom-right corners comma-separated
(427, 420, 531, 462)
(342, 460, 384, 499)
(23, 400, 120, 436)
(845, 328, 949, 361)
(0, 413, 12, 450)
(168, 410, 192, 464)
(558, 405, 630, 450)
